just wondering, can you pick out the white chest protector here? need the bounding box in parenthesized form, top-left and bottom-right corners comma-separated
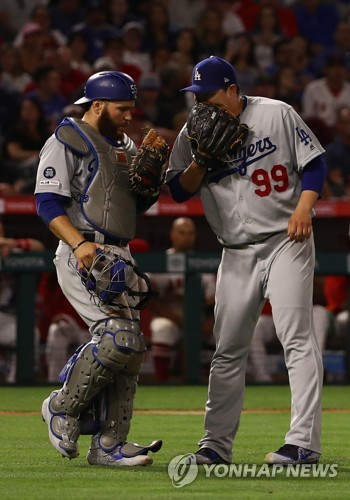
(55, 117, 137, 240)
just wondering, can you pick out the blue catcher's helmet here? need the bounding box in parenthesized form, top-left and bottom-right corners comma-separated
(74, 71, 137, 104)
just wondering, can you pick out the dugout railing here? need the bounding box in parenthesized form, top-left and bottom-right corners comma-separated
(1, 250, 350, 384)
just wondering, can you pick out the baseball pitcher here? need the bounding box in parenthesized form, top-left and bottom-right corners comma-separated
(167, 56, 327, 466)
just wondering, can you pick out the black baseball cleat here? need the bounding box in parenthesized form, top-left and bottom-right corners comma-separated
(194, 447, 230, 465)
(265, 444, 320, 465)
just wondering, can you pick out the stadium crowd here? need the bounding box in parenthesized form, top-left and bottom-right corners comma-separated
(1, 0, 350, 197)
(0, 0, 349, 382)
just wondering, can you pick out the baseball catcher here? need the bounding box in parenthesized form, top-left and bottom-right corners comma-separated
(187, 102, 249, 171)
(35, 71, 164, 467)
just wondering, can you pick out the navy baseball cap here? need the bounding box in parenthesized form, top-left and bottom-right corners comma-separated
(181, 56, 237, 93)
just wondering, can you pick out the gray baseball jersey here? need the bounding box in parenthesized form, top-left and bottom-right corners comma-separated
(167, 96, 325, 246)
(35, 132, 137, 233)
(167, 96, 324, 462)
(35, 131, 140, 327)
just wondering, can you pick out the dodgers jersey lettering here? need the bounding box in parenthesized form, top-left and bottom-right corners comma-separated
(167, 96, 325, 246)
(35, 132, 137, 232)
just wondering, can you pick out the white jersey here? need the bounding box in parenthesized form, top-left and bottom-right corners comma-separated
(302, 78, 350, 127)
(35, 131, 137, 233)
(167, 96, 325, 246)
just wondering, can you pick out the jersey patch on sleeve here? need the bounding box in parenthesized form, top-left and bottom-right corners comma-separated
(296, 127, 315, 150)
(39, 180, 60, 186)
(43, 166, 56, 178)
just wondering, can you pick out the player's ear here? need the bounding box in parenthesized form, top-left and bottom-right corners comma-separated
(227, 84, 239, 96)
(92, 100, 105, 115)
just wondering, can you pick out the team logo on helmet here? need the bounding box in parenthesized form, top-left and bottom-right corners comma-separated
(194, 68, 201, 81)
(130, 84, 137, 99)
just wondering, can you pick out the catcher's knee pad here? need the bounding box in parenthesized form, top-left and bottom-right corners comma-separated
(150, 317, 182, 346)
(93, 317, 145, 371)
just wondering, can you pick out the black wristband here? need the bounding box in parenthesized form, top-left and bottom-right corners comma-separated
(72, 239, 88, 252)
(191, 148, 220, 172)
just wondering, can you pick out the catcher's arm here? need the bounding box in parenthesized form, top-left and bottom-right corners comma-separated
(48, 215, 104, 271)
(129, 129, 169, 204)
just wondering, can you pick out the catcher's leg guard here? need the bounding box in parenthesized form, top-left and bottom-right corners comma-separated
(43, 317, 144, 458)
(87, 372, 162, 467)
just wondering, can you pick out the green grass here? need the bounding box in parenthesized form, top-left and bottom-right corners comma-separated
(0, 385, 349, 499)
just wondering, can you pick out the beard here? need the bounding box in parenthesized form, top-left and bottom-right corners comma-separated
(98, 107, 124, 141)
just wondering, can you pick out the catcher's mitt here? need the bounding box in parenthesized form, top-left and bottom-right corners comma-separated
(187, 102, 249, 171)
(129, 128, 169, 199)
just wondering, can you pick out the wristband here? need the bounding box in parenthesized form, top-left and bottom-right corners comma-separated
(16, 238, 30, 250)
(72, 240, 88, 252)
(191, 147, 221, 172)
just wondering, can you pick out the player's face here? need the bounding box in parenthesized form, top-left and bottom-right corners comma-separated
(171, 223, 196, 252)
(98, 101, 134, 140)
(207, 85, 240, 116)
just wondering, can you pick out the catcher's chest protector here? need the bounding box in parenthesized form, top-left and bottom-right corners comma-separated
(56, 118, 137, 239)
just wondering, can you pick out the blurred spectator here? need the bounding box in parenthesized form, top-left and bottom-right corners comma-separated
(302, 55, 350, 128)
(147, 217, 216, 382)
(310, 21, 350, 78)
(170, 28, 199, 87)
(195, 6, 228, 59)
(251, 74, 277, 99)
(14, 22, 45, 75)
(0, 0, 43, 34)
(67, 31, 92, 76)
(107, 0, 140, 30)
(266, 38, 294, 76)
(37, 272, 90, 383)
(142, 0, 174, 53)
(216, 0, 245, 38)
(226, 33, 260, 95)
(336, 0, 350, 21)
(129, 71, 182, 146)
(252, 5, 283, 73)
(25, 65, 67, 130)
(324, 106, 350, 197)
(293, 0, 339, 54)
(92, 32, 142, 83)
(287, 36, 315, 91)
(237, 0, 298, 38)
(154, 65, 187, 130)
(324, 275, 350, 341)
(274, 66, 301, 106)
(0, 44, 32, 94)
(1, 96, 50, 194)
(168, 0, 206, 30)
(150, 45, 173, 75)
(71, 0, 118, 62)
(55, 46, 87, 100)
(0, 219, 44, 383)
(134, 72, 161, 124)
(27, 4, 67, 49)
(49, 0, 85, 38)
(0, 87, 20, 151)
(121, 21, 151, 74)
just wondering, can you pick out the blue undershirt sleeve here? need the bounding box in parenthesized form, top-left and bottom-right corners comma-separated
(168, 172, 195, 202)
(301, 155, 327, 195)
(35, 192, 69, 226)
